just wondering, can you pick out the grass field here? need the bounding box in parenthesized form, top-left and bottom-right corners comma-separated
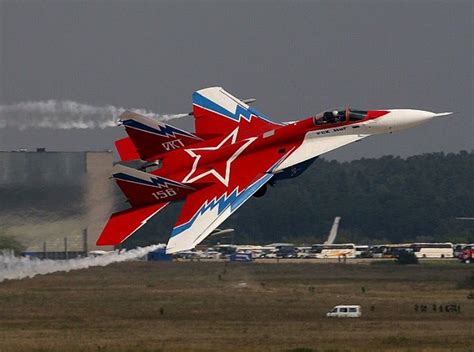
(0, 260, 473, 352)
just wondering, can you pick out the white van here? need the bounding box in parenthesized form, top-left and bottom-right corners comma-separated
(326, 305, 361, 318)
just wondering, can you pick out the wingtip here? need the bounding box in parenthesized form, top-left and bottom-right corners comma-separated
(165, 248, 175, 255)
(165, 235, 196, 254)
(165, 246, 186, 255)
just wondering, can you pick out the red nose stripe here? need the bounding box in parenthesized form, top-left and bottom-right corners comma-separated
(367, 110, 389, 118)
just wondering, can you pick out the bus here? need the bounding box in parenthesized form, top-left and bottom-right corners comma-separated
(410, 243, 453, 258)
(311, 243, 356, 259)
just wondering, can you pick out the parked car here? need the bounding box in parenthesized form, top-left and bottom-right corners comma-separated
(355, 245, 372, 258)
(326, 305, 361, 318)
(454, 244, 466, 258)
(460, 247, 474, 264)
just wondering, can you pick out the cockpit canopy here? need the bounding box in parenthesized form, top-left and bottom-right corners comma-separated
(313, 108, 368, 125)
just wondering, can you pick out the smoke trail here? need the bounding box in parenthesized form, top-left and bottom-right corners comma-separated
(0, 100, 188, 130)
(0, 244, 165, 282)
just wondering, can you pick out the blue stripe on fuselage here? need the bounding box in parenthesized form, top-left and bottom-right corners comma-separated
(114, 172, 190, 189)
(192, 92, 281, 125)
(171, 173, 273, 237)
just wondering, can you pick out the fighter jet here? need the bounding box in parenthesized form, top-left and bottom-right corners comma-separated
(97, 87, 450, 253)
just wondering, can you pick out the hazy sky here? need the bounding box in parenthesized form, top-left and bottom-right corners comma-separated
(0, 0, 472, 160)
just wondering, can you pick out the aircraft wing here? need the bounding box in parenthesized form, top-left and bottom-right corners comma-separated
(276, 134, 370, 170)
(166, 148, 291, 253)
(166, 172, 274, 253)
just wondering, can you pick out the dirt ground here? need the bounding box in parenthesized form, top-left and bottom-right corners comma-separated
(0, 260, 473, 352)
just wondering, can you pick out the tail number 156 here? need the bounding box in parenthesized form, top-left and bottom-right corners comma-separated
(152, 188, 177, 200)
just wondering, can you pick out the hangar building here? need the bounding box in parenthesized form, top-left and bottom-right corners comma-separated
(0, 149, 117, 252)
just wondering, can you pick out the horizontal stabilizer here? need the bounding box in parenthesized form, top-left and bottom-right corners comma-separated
(96, 202, 169, 246)
(113, 164, 194, 207)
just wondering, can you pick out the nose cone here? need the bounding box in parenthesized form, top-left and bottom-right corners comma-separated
(390, 109, 438, 126)
(373, 109, 451, 132)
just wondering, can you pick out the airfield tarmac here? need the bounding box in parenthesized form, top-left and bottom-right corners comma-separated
(0, 260, 473, 352)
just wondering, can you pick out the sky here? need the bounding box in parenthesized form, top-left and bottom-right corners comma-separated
(0, 0, 472, 160)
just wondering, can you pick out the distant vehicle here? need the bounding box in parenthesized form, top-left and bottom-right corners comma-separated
(369, 245, 383, 258)
(175, 250, 200, 260)
(260, 243, 296, 258)
(235, 245, 263, 257)
(311, 244, 356, 259)
(275, 244, 297, 258)
(410, 243, 453, 258)
(355, 245, 371, 258)
(260, 252, 278, 259)
(454, 244, 466, 258)
(256, 245, 276, 258)
(454, 244, 474, 259)
(371, 244, 412, 258)
(460, 247, 473, 264)
(176, 249, 218, 260)
(229, 252, 253, 262)
(296, 246, 312, 259)
(203, 250, 221, 259)
(326, 305, 361, 318)
(213, 244, 237, 257)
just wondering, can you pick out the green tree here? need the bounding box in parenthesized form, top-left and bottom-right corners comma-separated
(0, 235, 25, 254)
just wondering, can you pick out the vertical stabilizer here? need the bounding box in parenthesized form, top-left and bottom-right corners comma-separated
(192, 87, 282, 139)
(324, 217, 341, 245)
(120, 111, 202, 160)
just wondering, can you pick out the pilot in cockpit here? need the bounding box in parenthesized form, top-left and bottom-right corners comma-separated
(326, 110, 345, 123)
(333, 110, 345, 123)
(314, 108, 368, 126)
(322, 110, 339, 123)
(313, 108, 367, 125)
